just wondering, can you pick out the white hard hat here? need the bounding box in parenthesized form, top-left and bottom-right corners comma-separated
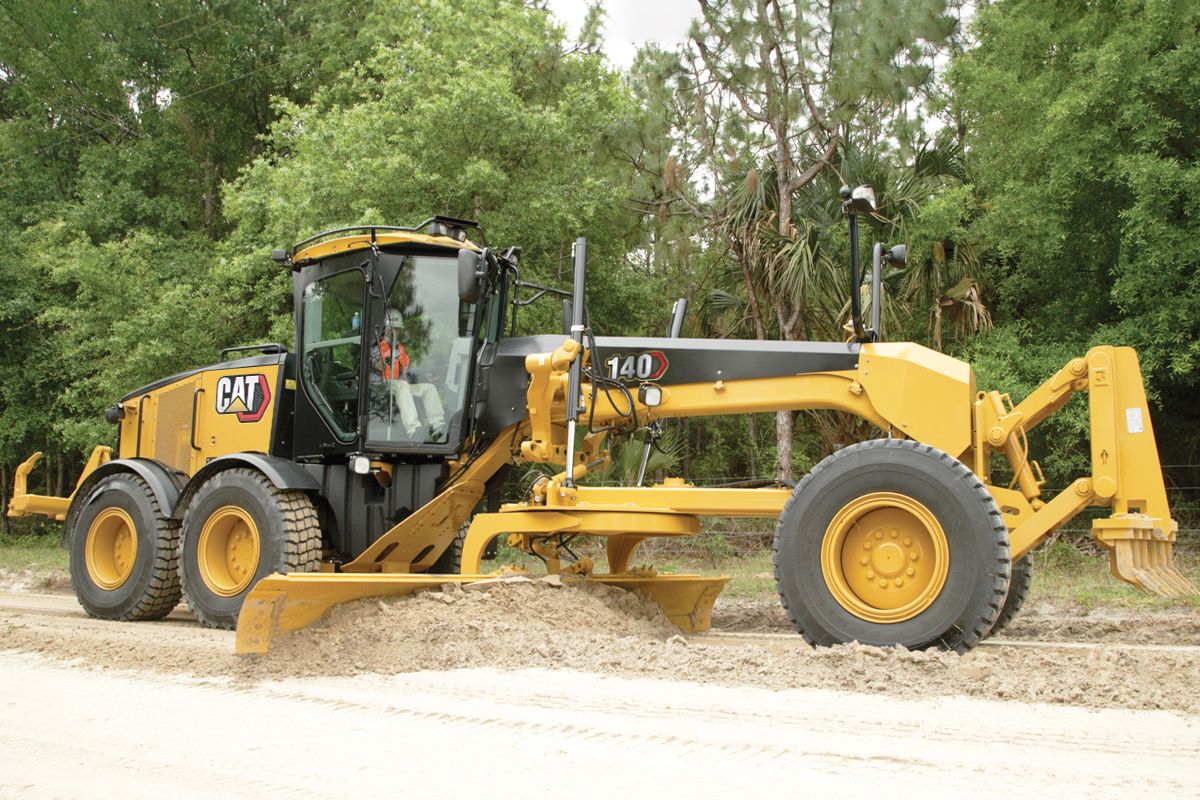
(385, 308, 403, 327)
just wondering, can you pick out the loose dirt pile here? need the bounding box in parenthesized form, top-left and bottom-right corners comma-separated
(246, 578, 1200, 712)
(3, 579, 1199, 712)
(260, 577, 680, 674)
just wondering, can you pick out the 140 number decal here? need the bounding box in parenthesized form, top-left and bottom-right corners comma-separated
(604, 351, 668, 382)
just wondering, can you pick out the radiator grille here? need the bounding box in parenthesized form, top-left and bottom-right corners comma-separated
(153, 380, 195, 473)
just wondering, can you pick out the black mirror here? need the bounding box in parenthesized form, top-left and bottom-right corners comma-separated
(458, 249, 482, 303)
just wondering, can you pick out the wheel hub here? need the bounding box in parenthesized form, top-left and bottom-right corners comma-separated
(822, 492, 949, 623)
(197, 506, 261, 597)
(85, 507, 138, 590)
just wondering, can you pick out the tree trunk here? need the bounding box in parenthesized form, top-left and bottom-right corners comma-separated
(775, 410, 793, 483)
(55, 452, 64, 498)
(746, 413, 757, 479)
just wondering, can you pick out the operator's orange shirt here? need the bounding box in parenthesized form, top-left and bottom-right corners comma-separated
(377, 339, 410, 380)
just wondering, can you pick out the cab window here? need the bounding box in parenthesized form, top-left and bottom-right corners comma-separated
(300, 269, 362, 441)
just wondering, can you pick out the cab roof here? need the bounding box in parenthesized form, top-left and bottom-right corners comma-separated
(285, 217, 482, 266)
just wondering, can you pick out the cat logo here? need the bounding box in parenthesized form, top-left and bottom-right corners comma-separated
(215, 374, 272, 423)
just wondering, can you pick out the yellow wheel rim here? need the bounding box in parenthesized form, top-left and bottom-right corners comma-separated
(821, 492, 949, 624)
(197, 506, 261, 597)
(85, 507, 139, 590)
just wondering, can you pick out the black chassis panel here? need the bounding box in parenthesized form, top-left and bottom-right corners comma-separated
(590, 337, 860, 385)
(475, 334, 861, 437)
(301, 461, 446, 561)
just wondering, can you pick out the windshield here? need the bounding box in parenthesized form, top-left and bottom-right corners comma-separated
(366, 255, 476, 447)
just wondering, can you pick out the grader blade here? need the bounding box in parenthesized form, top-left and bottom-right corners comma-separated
(235, 573, 482, 654)
(235, 571, 730, 655)
(587, 574, 729, 633)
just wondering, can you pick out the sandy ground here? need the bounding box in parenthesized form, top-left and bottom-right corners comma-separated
(1, 650, 1198, 800)
(714, 596, 1200, 645)
(2, 576, 1199, 798)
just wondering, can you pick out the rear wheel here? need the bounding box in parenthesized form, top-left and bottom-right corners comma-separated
(180, 469, 320, 629)
(773, 439, 1010, 653)
(68, 473, 181, 620)
(988, 553, 1033, 638)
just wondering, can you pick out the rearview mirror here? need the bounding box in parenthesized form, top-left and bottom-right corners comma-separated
(886, 244, 907, 267)
(458, 249, 482, 303)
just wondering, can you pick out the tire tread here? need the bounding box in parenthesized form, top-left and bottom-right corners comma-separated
(180, 468, 320, 629)
(70, 474, 182, 622)
(771, 438, 1010, 653)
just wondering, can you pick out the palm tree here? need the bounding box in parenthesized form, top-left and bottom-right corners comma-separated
(700, 136, 990, 471)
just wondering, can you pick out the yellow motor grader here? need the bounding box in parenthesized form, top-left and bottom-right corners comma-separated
(9, 189, 1194, 655)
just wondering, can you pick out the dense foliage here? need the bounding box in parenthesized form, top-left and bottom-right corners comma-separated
(1, 0, 1196, 519)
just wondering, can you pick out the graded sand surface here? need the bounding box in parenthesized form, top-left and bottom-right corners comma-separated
(2, 580, 1199, 711)
(2, 578, 1200, 798)
(0, 651, 1197, 800)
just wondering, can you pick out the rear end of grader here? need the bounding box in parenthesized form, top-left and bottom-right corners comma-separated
(9, 196, 1193, 655)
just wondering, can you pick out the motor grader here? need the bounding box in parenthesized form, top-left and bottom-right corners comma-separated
(9, 188, 1194, 655)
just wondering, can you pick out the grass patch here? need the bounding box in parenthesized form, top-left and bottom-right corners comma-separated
(1028, 537, 1200, 609)
(0, 532, 69, 576)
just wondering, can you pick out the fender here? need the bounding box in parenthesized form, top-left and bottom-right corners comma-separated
(63, 458, 186, 548)
(174, 452, 320, 519)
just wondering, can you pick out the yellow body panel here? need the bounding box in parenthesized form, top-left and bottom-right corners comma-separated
(856, 342, 976, 459)
(116, 362, 281, 475)
(292, 232, 476, 263)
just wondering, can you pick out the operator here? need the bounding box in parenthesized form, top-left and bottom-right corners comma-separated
(372, 308, 446, 440)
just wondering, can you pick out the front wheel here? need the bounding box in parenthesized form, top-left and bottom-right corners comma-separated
(428, 518, 499, 574)
(772, 439, 1010, 653)
(987, 552, 1033, 638)
(179, 468, 321, 629)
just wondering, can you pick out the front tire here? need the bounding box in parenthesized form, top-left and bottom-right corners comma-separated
(428, 518, 498, 574)
(773, 439, 1010, 653)
(68, 473, 181, 621)
(180, 468, 320, 629)
(988, 552, 1033, 638)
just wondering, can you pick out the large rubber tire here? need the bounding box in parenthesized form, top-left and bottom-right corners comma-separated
(773, 439, 1010, 653)
(179, 468, 320, 629)
(68, 473, 181, 621)
(987, 553, 1033, 638)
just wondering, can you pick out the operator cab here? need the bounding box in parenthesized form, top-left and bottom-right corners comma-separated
(280, 218, 502, 462)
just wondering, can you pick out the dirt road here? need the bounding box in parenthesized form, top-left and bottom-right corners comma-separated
(3, 649, 1198, 799)
(2, 586, 1199, 798)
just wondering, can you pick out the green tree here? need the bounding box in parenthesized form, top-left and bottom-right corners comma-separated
(950, 0, 1200, 468)
(631, 0, 954, 481)
(224, 0, 656, 338)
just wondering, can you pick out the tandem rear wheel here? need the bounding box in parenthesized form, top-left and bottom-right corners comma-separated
(773, 439, 1011, 653)
(68, 473, 182, 620)
(179, 468, 321, 629)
